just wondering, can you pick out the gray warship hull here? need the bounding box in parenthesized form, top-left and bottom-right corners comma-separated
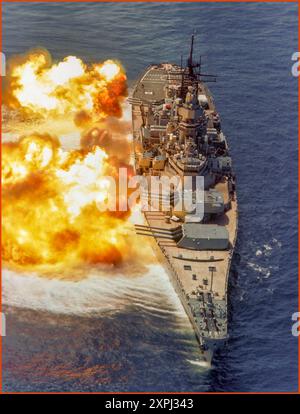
(130, 38, 238, 364)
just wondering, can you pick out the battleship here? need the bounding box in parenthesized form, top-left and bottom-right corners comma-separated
(130, 36, 238, 364)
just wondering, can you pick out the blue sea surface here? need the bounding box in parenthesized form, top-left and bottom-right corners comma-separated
(2, 2, 298, 392)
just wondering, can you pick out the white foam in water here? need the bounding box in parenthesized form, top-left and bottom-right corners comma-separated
(3, 264, 187, 318)
(254, 237, 282, 259)
(187, 359, 212, 369)
(246, 262, 271, 278)
(263, 244, 272, 251)
(248, 262, 270, 275)
(272, 238, 282, 248)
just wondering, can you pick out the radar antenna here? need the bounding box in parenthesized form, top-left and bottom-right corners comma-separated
(188, 34, 194, 73)
(187, 34, 199, 76)
(186, 34, 217, 82)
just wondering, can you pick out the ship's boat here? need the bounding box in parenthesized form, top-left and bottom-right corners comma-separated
(130, 36, 238, 364)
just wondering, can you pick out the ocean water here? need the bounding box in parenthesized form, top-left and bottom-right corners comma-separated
(2, 2, 298, 392)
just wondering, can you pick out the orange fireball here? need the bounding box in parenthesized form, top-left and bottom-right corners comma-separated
(1, 132, 139, 269)
(4, 50, 127, 119)
(1, 51, 152, 272)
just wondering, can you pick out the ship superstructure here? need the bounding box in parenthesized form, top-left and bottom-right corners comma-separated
(130, 36, 238, 364)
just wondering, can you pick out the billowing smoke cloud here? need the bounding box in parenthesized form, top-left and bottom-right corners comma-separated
(2, 49, 154, 276)
(2, 131, 149, 272)
(4, 49, 127, 121)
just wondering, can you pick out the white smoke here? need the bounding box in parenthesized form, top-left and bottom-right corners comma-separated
(2, 264, 188, 319)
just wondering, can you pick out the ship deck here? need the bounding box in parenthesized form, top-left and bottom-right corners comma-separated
(143, 180, 238, 302)
(131, 62, 238, 351)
